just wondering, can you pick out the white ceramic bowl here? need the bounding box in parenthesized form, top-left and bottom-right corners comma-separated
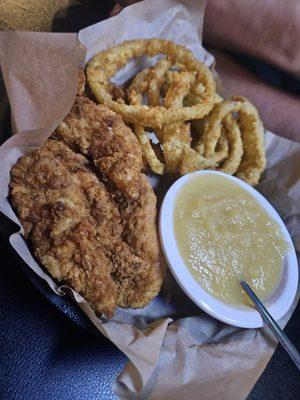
(159, 170, 298, 328)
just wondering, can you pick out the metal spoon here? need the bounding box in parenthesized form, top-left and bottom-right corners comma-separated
(241, 280, 300, 371)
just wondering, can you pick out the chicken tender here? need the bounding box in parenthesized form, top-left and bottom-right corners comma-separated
(54, 96, 143, 199)
(10, 139, 164, 317)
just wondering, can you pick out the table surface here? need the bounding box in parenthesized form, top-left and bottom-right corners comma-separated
(1, 2, 300, 399)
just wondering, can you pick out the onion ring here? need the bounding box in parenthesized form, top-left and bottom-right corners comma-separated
(148, 58, 171, 106)
(203, 97, 265, 184)
(179, 132, 229, 175)
(127, 61, 169, 174)
(127, 66, 150, 106)
(163, 123, 192, 174)
(218, 114, 243, 175)
(134, 125, 165, 174)
(232, 97, 266, 185)
(92, 39, 265, 183)
(161, 71, 195, 173)
(86, 39, 215, 128)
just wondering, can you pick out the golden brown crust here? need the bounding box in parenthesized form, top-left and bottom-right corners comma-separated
(86, 39, 215, 128)
(10, 102, 165, 317)
(54, 96, 143, 199)
(10, 140, 119, 317)
(203, 97, 266, 185)
(77, 69, 86, 96)
(112, 174, 164, 307)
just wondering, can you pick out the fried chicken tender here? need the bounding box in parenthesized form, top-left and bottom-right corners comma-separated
(53, 95, 164, 308)
(54, 96, 143, 199)
(10, 140, 118, 316)
(112, 174, 163, 286)
(10, 139, 164, 317)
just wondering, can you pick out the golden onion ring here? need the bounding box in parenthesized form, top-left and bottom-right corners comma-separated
(218, 114, 243, 175)
(147, 58, 171, 106)
(179, 133, 229, 175)
(127, 61, 168, 174)
(203, 97, 265, 185)
(161, 71, 195, 173)
(86, 39, 215, 129)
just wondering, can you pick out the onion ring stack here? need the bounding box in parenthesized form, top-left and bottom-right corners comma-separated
(86, 38, 266, 185)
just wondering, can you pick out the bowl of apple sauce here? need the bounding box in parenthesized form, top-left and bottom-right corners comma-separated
(159, 171, 298, 328)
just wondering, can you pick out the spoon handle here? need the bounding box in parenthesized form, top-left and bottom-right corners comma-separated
(241, 281, 300, 371)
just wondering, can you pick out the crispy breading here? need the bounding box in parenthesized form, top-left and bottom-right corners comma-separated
(10, 139, 164, 317)
(127, 62, 168, 175)
(112, 174, 163, 276)
(53, 96, 164, 300)
(10, 140, 119, 316)
(54, 96, 143, 199)
(147, 58, 171, 106)
(109, 176, 164, 308)
(10, 94, 165, 317)
(86, 39, 216, 128)
(203, 97, 266, 185)
(77, 69, 86, 96)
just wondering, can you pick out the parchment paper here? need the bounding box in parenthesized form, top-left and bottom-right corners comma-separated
(0, 1, 299, 399)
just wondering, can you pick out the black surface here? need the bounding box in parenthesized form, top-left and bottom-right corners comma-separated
(1, 2, 300, 398)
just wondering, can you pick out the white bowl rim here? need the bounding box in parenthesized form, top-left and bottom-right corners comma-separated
(159, 170, 299, 328)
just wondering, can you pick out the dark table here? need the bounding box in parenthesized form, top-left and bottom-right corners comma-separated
(1, 2, 300, 399)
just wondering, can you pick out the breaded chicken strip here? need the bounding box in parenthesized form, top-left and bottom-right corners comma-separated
(112, 174, 163, 284)
(53, 96, 165, 297)
(10, 140, 118, 316)
(54, 96, 143, 199)
(10, 140, 164, 317)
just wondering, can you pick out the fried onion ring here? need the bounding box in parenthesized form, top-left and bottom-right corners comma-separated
(134, 125, 165, 174)
(179, 132, 229, 175)
(203, 97, 265, 184)
(88, 39, 265, 183)
(127, 61, 170, 174)
(148, 58, 171, 106)
(218, 114, 243, 175)
(86, 39, 215, 128)
(232, 97, 266, 185)
(163, 123, 192, 173)
(161, 71, 195, 173)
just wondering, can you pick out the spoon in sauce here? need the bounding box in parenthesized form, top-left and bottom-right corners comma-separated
(241, 281, 300, 371)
